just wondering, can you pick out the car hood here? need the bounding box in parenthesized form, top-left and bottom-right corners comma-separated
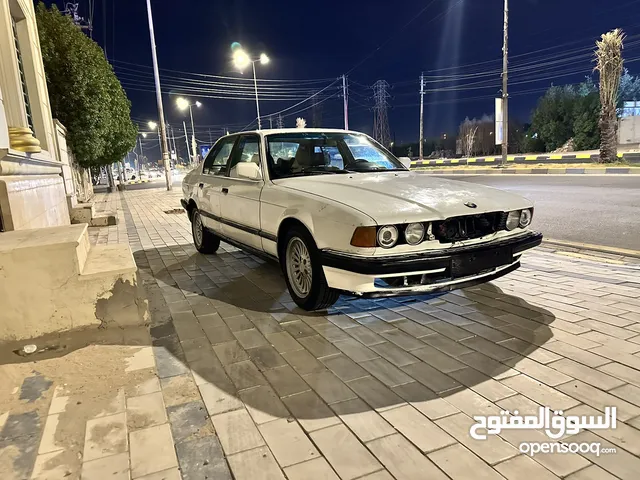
(276, 171, 533, 224)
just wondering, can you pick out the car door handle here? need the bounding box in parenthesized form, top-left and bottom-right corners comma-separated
(198, 183, 204, 189)
(221, 187, 229, 195)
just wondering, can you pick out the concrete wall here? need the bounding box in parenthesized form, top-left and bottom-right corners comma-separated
(0, 0, 70, 231)
(618, 116, 640, 146)
(0, 174, 68, 230)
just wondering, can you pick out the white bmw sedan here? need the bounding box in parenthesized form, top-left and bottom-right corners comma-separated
(181, 129, 542, 311)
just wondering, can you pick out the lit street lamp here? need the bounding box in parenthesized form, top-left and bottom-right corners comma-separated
(233, 48, 269, 130)
(176, 97, 202, 164)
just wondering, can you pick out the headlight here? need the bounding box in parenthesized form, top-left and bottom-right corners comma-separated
(404, 223, 425, 245)
(377, 225, 399, 248)
(519, 209, 533, 228)
(506, 211, 520, 231)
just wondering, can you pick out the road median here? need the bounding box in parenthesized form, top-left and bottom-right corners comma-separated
(412, 165, 640, 174)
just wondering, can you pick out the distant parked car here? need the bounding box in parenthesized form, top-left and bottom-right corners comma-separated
(181, 129, 542, 310)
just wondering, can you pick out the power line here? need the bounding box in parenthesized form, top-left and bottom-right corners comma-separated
(111, 59, 335, 84)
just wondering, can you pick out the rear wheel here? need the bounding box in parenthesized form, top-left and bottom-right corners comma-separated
(282, 226, 340, 311)
(192, 209, 220, 254)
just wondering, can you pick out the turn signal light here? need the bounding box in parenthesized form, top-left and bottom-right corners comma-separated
(350, 226, 377, 247)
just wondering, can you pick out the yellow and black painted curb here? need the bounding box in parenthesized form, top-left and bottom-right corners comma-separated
(415, 167, 640, 175)
(411, 152, 640, 168)
(126, 179, 152, 184)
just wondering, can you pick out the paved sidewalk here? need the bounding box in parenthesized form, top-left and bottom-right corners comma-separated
(2, 186, 640, 480)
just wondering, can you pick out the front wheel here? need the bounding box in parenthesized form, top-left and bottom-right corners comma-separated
(192, 209, 220, 254)
(282, 226, 340, 311)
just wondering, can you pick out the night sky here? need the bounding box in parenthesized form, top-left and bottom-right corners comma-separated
(45, 0, 640, 160)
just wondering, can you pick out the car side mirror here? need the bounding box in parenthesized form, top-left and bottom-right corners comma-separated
(398, 157, 412, 169)
(236, 162, 262, 180)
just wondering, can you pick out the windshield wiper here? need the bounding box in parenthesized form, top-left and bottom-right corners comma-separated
(346, 166, 407, 172)
(295, 166, 350, 175)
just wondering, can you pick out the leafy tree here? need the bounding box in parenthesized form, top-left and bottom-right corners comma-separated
(619, 68, 640, 104)
(528, 78, 602, 152)
(530, 85, 578, 151)
(36, 2, 136, 169)
(573, 92, 600, 150)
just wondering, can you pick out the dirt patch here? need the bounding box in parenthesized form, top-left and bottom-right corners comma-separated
(0, 327, 157, 478)
(160, 375, 200, 408)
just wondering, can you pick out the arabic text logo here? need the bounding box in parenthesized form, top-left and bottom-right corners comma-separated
(469, 406, 617, 441)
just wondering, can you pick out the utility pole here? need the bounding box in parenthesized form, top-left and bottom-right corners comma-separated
(501, 0, 509, 166)
(269, 116, 273, 129)
(145, 0, 172, 190)
(208, 128, 212, 144)
(276, 114, 284, 129)
(342, 75, 349, 130)
(138, 135, 144, 161)
(183, 121, 191, 163)
(419, 73, 424, 160)
(169, 124, 178, 165)
(372, 80, 391, 147)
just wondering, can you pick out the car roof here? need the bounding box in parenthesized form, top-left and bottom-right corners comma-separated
(227, 128, 364, 136)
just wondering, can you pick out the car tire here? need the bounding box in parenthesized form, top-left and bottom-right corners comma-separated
(281, 226, 340, 311)
(192, 209, 220, 254)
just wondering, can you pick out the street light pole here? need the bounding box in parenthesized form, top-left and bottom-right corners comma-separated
(233, 49, 268, 130)
(188, 104, 197, 163)
(183, 121, 191, 163)
(138, 136, 144, 159)
(145, 0, 172, 191)
(252, 61, 261, 130)
(501, 0, 509, 166)
(342, 74, 349, 130)
(419, 73, 424, 160)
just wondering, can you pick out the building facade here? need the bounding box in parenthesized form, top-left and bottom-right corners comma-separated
(0, 0, 70, 232)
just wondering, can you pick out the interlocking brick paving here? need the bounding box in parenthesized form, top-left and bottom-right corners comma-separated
(1, 185, 639, 480)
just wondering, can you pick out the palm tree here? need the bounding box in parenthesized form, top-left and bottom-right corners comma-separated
(595, 29, 625, 163)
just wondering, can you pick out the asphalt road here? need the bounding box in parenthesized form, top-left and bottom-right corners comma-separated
(95, 175, 639, 251)
(445, 175, 640, 251)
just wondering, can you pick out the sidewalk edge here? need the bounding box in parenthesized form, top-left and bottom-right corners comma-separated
(542, 238, 640, 259)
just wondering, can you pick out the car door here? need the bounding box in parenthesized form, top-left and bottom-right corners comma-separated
(218, 134, 265, 250)
(197, 135, 238, 233)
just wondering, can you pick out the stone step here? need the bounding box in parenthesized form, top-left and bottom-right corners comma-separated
(80, 244, 136, 281)
(0, 223, 90, 275)
(0, 225, 147, 341)
(89, 212, 117, 227)
(70, 202, 95, 224)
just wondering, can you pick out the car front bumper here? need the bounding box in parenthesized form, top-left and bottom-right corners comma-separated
(320, 231, 543, 297)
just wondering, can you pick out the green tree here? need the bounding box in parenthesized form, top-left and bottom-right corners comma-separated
(36, 2, 136, 169)
(529, 85, 577, 151)
(573, 92, 601, 150)
(619, 68, 640, 104)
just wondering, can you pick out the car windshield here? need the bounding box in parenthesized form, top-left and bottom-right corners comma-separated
(266, 132, 406, 179)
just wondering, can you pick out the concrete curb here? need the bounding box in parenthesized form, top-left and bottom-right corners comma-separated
(411, 151, 640, 167)
(413, 167, 640, 175)
(126, 179, 152, 184)
(542, 238, 640, 260)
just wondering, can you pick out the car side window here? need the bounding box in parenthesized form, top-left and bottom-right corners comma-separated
(227, 135, 261, 178)
(202, 137, 236, 175)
